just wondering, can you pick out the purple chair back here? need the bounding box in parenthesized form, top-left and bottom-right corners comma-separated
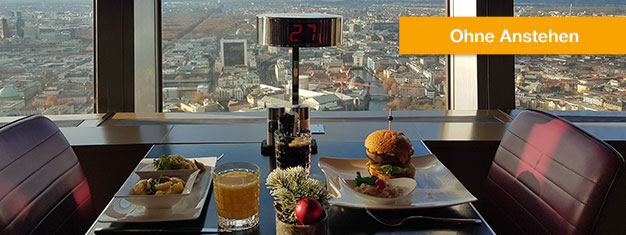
(0, 116, 95, 235)
(484, 110, 623, 234)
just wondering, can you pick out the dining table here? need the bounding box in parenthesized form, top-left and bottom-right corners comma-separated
(87, 140, 495, 234)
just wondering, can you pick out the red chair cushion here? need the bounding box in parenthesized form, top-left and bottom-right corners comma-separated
(484, 110, 623, 234)
(0, 116, 95, 235)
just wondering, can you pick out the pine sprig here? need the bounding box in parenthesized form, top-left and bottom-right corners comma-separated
(266, 167, 331, 224)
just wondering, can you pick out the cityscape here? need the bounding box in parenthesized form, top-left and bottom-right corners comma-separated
(0, 0, 625, 116)
(0, 1, 93, 116)
(515, 4, 626, 111)
(160, 0, 447, 113)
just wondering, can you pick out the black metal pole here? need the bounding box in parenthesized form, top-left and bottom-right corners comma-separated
(292, 46, 299, 105)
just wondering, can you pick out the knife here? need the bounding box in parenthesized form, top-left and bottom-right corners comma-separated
(94, 227, 220, 234)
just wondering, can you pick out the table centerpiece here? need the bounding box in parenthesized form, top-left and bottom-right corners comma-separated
(266, 166, 331, 235)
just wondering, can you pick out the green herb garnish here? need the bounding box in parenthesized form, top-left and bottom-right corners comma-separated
(153, 154, 172, 170)
(146, 178, 159, 195)
(355, 172, 378, 187)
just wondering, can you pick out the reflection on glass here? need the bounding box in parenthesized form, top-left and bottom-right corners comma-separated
(0, 1, 94, 116)
(514, 1, 626, 111)
(161, 0, 447, 113)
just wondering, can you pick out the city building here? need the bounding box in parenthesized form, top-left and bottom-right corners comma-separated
(603, 99, 625, 112)
(180, 99, 223, 112)
(303, 93, 353, 111)
(15, 17, 24, 38)
(0, 18, 8, 39)
(220, 39, 247, 68)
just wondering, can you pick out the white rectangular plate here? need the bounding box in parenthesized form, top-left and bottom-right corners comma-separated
(318, 154, 477, 209)
(98, 157, 217, 222)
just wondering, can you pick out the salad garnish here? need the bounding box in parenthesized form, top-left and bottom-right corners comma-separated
(355, 171, 378, 187)
(153, 154, 174, 170)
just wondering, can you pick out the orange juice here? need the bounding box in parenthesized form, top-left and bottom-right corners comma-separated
(214, 171, 260, 220)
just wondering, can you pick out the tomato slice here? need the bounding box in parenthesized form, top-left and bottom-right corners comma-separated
(374, 179, 386, 190)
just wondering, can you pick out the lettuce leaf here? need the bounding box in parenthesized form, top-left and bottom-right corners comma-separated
(370, 164, 412, 176)
(355, 171, 378, 186)
(153, 154, 173, 170)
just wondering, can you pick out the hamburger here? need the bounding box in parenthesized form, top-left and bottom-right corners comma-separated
(364, 130, 415, 179)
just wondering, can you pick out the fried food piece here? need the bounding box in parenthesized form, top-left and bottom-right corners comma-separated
(131, 179, 149, 195)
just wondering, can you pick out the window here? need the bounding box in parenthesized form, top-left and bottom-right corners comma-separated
(161, 0, 447, 113)
(0, 1, 93, 116)
(514, 1, 626, 111)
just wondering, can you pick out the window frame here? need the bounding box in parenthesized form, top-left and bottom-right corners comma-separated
(476, 0, 515, 110)
(94, 0, 136, 113)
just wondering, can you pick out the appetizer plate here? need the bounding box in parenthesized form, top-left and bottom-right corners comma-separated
(98, 157, 217, 222)
(342, 178, 416, 206)
(114, 170, 199, 209)
(318, 154, 477, 209)
(136, 165, 202, 184)
(135, 168, 198, 177)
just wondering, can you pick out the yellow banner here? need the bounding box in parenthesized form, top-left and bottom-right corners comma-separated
(399, 17, 626, 55)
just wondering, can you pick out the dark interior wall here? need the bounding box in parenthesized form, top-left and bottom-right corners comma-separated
(594, 168, 626, 234)
(594, 141, 626, 234)
(425, 141, 500, 199)
(73, 144, 151, 213)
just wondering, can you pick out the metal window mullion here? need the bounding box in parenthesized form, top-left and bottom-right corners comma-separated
(134, 0, 161, 112)
(94, 0, 135, 113)
(449, 0, 479, 110)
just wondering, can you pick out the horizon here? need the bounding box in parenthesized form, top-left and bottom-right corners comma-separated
(0, 0, 625, 5)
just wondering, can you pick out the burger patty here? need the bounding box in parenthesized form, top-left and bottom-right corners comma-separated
(366, 150, 410, 165)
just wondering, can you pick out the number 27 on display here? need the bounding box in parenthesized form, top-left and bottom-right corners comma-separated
(290, 24, 317, 42)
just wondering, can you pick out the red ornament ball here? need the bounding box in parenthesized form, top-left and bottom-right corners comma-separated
(295, 198, 323, 225)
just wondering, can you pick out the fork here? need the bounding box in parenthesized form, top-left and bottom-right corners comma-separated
(365, 208, 482, 226)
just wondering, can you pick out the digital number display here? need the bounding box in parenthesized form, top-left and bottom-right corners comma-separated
(288, 23, 318, 44)
(258, 13, 341, 47)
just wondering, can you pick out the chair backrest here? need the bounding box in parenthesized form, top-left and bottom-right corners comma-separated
(0, 116, 95, 235)
(484, 110, 624, 235)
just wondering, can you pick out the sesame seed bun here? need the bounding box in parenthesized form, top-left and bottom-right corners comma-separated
(364, 130, 414, 163)
(364, 130, 415, 179)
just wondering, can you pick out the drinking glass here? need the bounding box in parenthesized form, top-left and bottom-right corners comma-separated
(274, 131, 312, 172)
(213, 162, 260, 230)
